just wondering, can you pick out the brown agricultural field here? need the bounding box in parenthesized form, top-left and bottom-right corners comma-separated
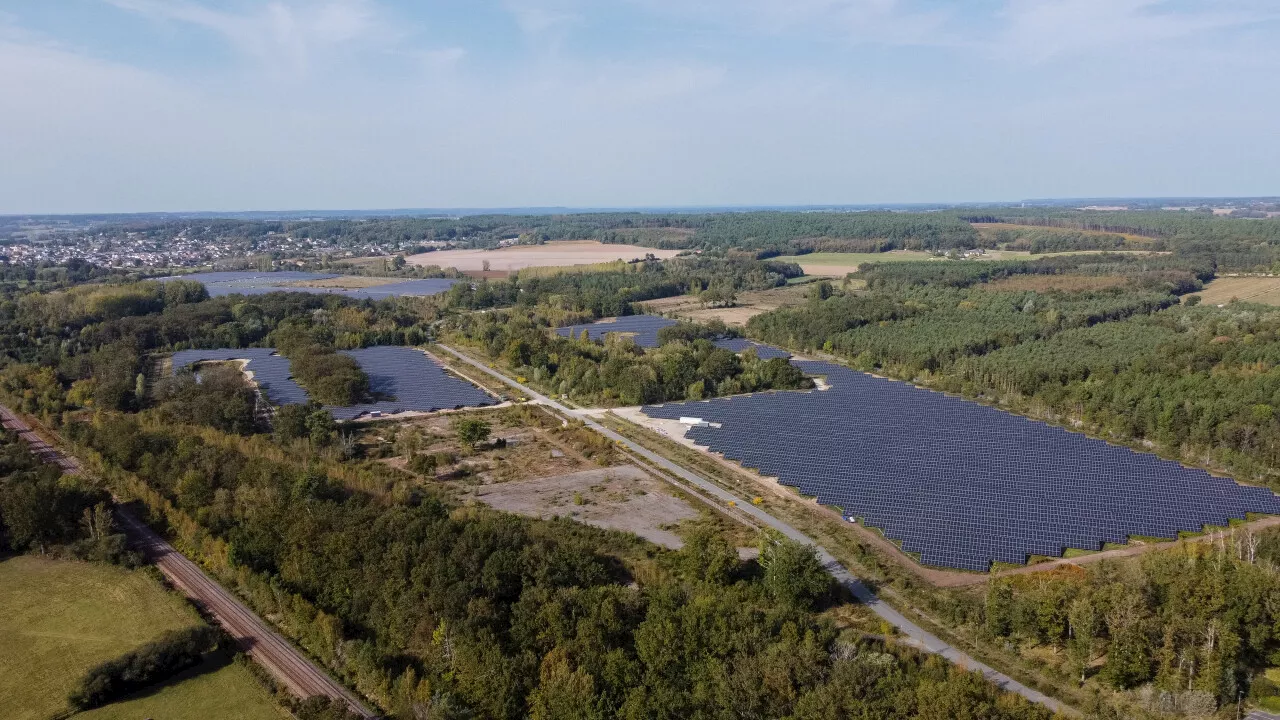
(1198, 276, 1280, 306)
(405, 240, 680, 272)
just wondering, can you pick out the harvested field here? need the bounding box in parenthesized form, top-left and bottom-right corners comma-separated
(639, 283, 812, 326)
(464, 465, 698, 548)
(406, 240, 680, 272)
(0, 556, 202, 720)
(771, 250, 934, 276)
(980, 275, 1130, 292)
(1198, 276, 1280, 306)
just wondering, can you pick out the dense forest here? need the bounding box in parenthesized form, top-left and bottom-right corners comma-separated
(61, 409, 1051, 720)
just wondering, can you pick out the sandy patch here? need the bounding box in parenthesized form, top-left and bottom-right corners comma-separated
(466, 465, 697, 548)
(406, 240, 680, 272)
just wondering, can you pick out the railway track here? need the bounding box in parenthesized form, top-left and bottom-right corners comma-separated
(0, 405, 376, 718)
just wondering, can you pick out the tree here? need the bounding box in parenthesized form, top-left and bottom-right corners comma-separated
(676, 525, 739, 585)
(757, 531, 832, 610)
(453, 418, 491, 448)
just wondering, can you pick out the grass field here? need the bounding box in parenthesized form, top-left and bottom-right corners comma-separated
(0, 556, 277, 720)
(75, 659, 285, 720)
(1198, 276, 1280, 306)
(771, 251, 934, 276)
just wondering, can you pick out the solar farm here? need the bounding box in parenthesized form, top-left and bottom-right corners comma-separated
(170, 346, 494, 419)
(642, 360, 1280, 572)
(169, 271, 459, 299)
(555, 315, 791, 358)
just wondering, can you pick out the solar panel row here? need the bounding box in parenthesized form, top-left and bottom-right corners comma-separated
(641, 360, 1280, 572)
(165, 271, 459, 300)
(171, 346, 494, 419)
(555, 315, 791, 359)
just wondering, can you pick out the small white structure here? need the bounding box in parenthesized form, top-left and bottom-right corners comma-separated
(679, 416, 708, 426)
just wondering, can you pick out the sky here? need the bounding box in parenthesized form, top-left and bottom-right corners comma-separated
(1, 0, 1277, 213)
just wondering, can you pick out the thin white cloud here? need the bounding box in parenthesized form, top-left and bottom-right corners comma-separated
(104, 0, 388, 76)
(998, 0, 1280, 62)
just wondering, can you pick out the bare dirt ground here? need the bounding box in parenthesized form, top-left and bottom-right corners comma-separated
(405, 240, 680, 272)
(1199, 276, 1280, 306)
(464, 465, 698, 548)
(639, 284, 811, 326)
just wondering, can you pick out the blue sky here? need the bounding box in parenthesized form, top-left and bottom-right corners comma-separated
(1, 0, 1277, 213)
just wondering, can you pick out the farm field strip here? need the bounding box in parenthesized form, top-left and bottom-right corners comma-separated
(406, 240, 680, 271)
(1199, 276, 1280, 306)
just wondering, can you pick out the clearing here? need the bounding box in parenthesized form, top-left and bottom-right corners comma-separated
(1198, 276, 1280, 306)
(639, 283, 812, 326)
(972, 222, 1158, 244)
(465, 465, 698, 549)
(771, 250, 934, 276)
(74, 659, 285, 720)
(0, 556, 203, 720)
(406, 240, 681, 273)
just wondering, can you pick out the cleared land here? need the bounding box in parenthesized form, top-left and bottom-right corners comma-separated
(0, 556, 201, 720)
(406, 240, 681, 272)
(771, 250, 934, 276)
(74, 660, 284, 720)
(1199, 276, 1280, 306)
(639, 283, 813, 326)
(466, 465, 698, 548)
(972, 222, 1158, 244)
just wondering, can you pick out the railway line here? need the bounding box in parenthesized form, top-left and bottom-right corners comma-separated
(0, 405, 377, 718)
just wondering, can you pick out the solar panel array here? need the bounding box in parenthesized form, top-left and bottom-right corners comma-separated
(555, 315, 791, 359)
(555, 315, 677, 347)
(167, 271, 459, 299)
(642, 361, 1280, 572)
(710, 338, 792, 360)
(171, 346, 494, 419)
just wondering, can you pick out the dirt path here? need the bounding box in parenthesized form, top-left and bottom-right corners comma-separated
(0, 406, 376, 718)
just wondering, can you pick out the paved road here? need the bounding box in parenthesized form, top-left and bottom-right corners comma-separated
(0, 406, 376, 718)
(437, 344, 1073, 716)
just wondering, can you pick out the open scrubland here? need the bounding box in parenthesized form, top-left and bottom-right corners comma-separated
(770, 250, 935, 276)
(406, 239, 681, 273)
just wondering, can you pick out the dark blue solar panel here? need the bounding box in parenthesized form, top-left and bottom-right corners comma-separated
(555, 315, 677, 347)
(166, 272, 458, 299)
(641, 361, 1280, 572)
(171, 346, 494, 419)
(556, 316, 791, 359)
(711, 338, 791, 360)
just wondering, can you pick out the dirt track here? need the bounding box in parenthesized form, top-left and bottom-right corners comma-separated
(0, 405, 376, 718)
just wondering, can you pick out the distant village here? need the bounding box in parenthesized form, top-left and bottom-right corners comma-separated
(0, 227, 451, 269)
